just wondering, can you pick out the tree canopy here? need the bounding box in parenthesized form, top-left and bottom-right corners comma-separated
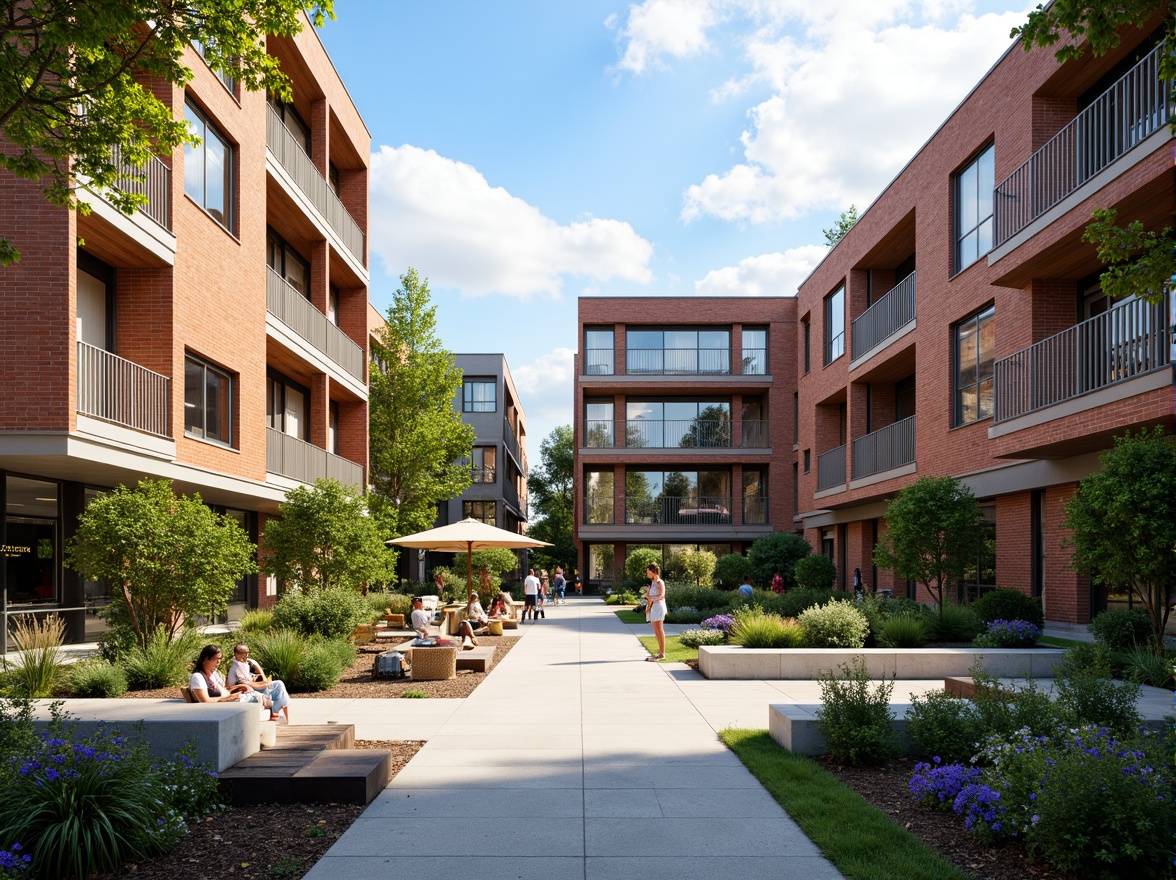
(873, 476, 985, 618)
(1064, 428, 1176, 648)
(748, 531, 812, 589)
(64, 479, 256, 649)
(822, 205, 859, 247)
(0, 0, 333, 265)
(261, 478, 394, 592)
(369, 268, 475, 538)
(526, 425, 575, 570)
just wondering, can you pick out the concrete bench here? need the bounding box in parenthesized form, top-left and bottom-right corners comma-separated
(698, 646, 1066, 680)
(768, 702, 915, 756)
(455, 645, 495, 673)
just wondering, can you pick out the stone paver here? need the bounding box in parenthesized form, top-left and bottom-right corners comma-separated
(301, 597, 846, 880)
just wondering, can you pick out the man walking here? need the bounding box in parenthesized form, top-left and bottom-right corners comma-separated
(522, 568, 540, 622)
(553, 568, 566, 605)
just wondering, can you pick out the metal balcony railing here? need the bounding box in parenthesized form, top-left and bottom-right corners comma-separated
(993, 292, 1172, 422)
(77, 341, 170, 437)
(817, 444, 846, 492)
(824, 332, 845, 366)
(625, 419, 731, 448)
(852, 272, 916, 357)
(583, 495, 615, 524)
(266, 427, 363, 490)
(471, 465, 496, 484)
(584, 348, 614, 375)
(584, 419, 614, 448)
(852, 416, 916, 480)
(994, 42, 1173, 246)
(502, 418, 524, 469)
(624, 495, 733, 525)
(108, 143, 171, 230)
(266, 267, 364, 382)
(265, 104, 366, 266)
(741, 347, 767, 374)
(626, 348, 731, 375)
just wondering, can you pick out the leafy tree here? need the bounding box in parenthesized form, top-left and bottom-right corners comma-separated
(680, 405, 730, 448)
(526, 425, 575, 568)
(0, 0, 334, 265)
(369, 268, 475, 538)
(873, 476, 985, 620)
(822, 205, 859, 247)
(1013, 1, 1174, 304)
(454, 547, 520, 585)
(679, 547, 717, 588)
(795, 554, 837, 591)
(748, 531, 812, 589)
(624, 547, 662, 584)
(713, 551, 753, 590)
(1064, 428, 1176, 648)
(262, 479, 394, 592)
(64, 479, 256, 650)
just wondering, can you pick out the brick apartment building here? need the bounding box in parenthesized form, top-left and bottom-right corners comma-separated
(0, 17, 371, 646)
(573, 297, 798, 591)
(575, 18, 1174, 626)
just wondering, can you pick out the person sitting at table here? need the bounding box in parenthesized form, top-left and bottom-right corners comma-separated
(410, 596, 434, 639)
(488, 594, 510, 619)
(227, 642, 290, 723)
(189, 644, 270, 712)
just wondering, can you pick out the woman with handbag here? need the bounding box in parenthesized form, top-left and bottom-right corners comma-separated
(645, 563, 667, 661)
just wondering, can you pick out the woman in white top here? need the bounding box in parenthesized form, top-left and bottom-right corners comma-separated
(645, 563, 667, 661)
(189, 644, 269, 709)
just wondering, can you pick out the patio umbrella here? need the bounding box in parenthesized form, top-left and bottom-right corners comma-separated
(387, 517, 551, 603)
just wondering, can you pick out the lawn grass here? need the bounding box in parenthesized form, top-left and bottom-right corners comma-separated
(1038, 635, 1089, 649)
(637, 634, 697, 663)
(720, 729, 968, 880)
(614, 608, 645, 624)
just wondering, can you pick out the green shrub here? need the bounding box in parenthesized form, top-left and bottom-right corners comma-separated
(877, 614, 930, 648)
(237, 608, 275, 634)
(272, 586, 371, 640)
(815, 656, 898, 766)
(799, 600, 869, 648)
(748, 531, 812, 589)
(6, 614, 65, 697)
(1118, 644, 1172, 688)
(427, 567, 467, 604)
(760, 588, 831, 619)
(970, 588, 1044, 629)
(1053, 644, 1141, 735)
(906, 690, 984, 762)
(122, 627, 204, 690)
(317, 637, 356, 670)
(624, 548, 662, 583)
(665, 608, 704, 624)
(250, 629, 307, 685)
(291, 644, 345, 692)
(1089, 608, 1154, 651)
(604, 592, 639, 606)
(67, 659, 128, 698)
(712, 552, 753, 590)
(923, 603, 982, 643)
(665, 584, 733, 611)
(678, 629, 727, 648)
(365, 591, 414, 617)
(968, 669, 1062, 740)
(729, 606, 804, 648)
(794, 555, 836, 591)
(972, 619, 1041, 648)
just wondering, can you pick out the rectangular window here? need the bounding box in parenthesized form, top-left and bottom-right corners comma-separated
(463, 500, 496, 525)
(185, 355, 233, 445)
(954, 143, 995, 273)
(625, 328, 730, 375)
(328, 401, 339, 454)
(267, 94, 311, 155)
(266, 229, 309, 298)
(585, 470, 614, 524)
(802, 319, 811, 373)
(584, 327, 614, 374)
(623, 469, 731, 524)
(803, 449, 811, 473)
(954, 304, 996, 425)
(585, 400, 614, 447)
(471, 446, 497, 483)
(192, 40, 236, 93)
(742, 469, 767, 524)
(184, 102, 233, 231)
(824, 284, 845, 365)
(462, 379, 496, 412)
(266, 371, 309, 441)
(741, 327, 767, 374)
(328, 161, 340, 196)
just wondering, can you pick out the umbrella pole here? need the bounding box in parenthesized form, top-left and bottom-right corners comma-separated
(467, 541, 474, 605)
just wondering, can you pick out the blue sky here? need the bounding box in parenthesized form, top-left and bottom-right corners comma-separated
(316, 0, 1033, 451)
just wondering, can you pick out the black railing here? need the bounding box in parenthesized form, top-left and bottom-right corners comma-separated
(626, 348, 731, 375)
(109, 143, 171, 230)
(584, 419, 614, 447)
(852, 272, 916, 357)
(817, 445, 846, 492)
(741, 347, 767, 374)
(584, 349, 614, 374)
(624, 495, 732, 525)
(852, 416, 916, 480)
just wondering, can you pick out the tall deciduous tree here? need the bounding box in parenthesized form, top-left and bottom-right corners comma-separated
(822, 205, 859, 247)
(873, 476, 985, 619)
(369, 268, 475, 538)
(64, 479, 256, 650)
(0, 0, 333, 265)
(1064, 428, 1176, 648)
(527, 425, 575, 568)
(261, 478, 394, 592)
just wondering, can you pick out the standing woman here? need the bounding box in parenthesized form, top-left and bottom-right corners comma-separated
(645, 563, 667, 661)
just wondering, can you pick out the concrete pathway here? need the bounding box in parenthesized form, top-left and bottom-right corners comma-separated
(302, 597, 847, 880)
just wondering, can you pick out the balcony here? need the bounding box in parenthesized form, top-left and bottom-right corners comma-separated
(626, 348, 730, 375)
(108, 144, 171, 230)
(852, 272, 915, 359)
(76, 342, 170, 437)
(266, 267, 364, 382)
(266, 427, 363, 490)
(502, 417, 525, 473)
(993, 293, 1172, 422)
(265, 104, 365, 267)
(471, 466, 496, 484)
(994, 42, 1172, 247)
(624, 495, 732, 525)
(852, 416, 916, 481)
(584, 349, 614, 375)
(817, 445, 846, 492)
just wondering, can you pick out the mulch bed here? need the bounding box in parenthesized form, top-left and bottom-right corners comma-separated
(116, 635, 518, 701)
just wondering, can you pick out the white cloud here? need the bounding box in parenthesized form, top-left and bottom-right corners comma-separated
(368, 145, 654, 298)
(694, 244, 826, 296)
(511, 347, 576, 444)
(610, 0, 721, 74)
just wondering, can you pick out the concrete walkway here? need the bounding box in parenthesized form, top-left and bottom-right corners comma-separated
(302, 597, 847, 880)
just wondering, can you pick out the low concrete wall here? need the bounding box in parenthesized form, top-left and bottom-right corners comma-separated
(31, 699, 261, 772)
(698, 647, 1066, 680)
(769, 703, 915, 756)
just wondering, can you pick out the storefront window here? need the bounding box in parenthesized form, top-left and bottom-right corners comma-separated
(5, 476, 60, 607)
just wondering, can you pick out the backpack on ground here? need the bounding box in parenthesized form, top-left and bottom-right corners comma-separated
(372, 650, 408, 679)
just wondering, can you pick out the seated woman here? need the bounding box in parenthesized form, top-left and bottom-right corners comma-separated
(455, 595, 489, 646)
(189, 644, 271, 713)
(487, 594, 510, 620)
(227, 643, 290, 723)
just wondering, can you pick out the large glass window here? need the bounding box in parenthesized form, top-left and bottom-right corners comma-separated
(585, 400, 614, 448)
(462, 379, 496, 413)
(5, 476, 59, 607)
(954, 304, 995, 425)
(585, 470, 614, 524)
(266, 372, 308, 441)
(266, 229, 310, 298)
(584, 328, 614, 374)
(624, 469, 731, 524)
(185, 354, 233, 444)
(742, 328, 767, 374)
(470, 446, 497, 483)
(742, 469, 768, 524)
(463, 500, 496, 525)
(626, 328, 730, 375)
(960, 502, 997, 604)
(626, 400, 730, 448)
(184, 102, 233, 230)
(267, 94, 311, 155)
(824, 284, 845, 364)
(955, 143, 994, 273)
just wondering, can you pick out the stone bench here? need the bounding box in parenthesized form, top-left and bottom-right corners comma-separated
(698, 646, 1066, 680)
(768, 702, 916, 756)
(455, 645, 495, 673)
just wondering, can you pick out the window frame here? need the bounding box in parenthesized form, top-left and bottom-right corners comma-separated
(266, 369, 310, 441)
(470, 446, 497, 484)
(184, 354, 234, 446)
(462, 378, 497, 413)
(462, 500, 496, 525)
(183, 100, 234, 232)
(741, 327, 767, 375)
(823, 284, 845, 365)
(953, 142, 995, 274)
(953, 303, 996, 426)
(266, 228, 310, 298)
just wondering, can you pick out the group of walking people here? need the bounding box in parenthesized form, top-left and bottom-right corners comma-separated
(521, 566, 569, 620)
